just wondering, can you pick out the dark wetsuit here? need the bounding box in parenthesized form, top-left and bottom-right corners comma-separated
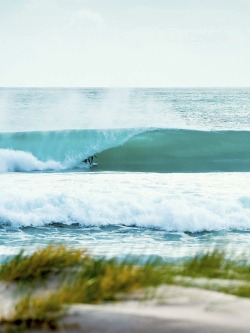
(83, 155, 97, 165)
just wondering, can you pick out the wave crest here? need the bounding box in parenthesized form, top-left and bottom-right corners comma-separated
(1, 191, 250, 231)
(0, 149, 62, 172)
(0, 128, 250, 172)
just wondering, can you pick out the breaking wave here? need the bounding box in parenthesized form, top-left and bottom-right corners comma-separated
(0, 128, 250, 173)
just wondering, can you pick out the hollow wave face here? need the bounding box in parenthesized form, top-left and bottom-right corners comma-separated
(0, 128, 250, 173)
(98, 129, 250, 172)
(0, 128, 142, 172)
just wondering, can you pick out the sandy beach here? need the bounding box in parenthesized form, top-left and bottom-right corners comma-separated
(1, 284, 250, 332)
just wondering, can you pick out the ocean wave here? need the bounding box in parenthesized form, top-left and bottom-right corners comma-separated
(0, 128, 141, 172)
(98, 129, 250, 172)
(0, 128, 250, 173)
(0, 149, 62, 172)
(0, 190, 250, 232)
(1, 171, 249, 232)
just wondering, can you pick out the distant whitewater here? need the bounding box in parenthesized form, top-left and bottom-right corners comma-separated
(0, 128, 250, 173)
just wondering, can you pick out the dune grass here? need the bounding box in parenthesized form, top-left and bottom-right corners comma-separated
(2, 293, 64, 331)
(180, 249, 250, 281)
(0, 245, 250, 330)
(57, 257, 172, 304)
(173, 249, 250, 298)
(180, 249, 233, 279)
(0, 245, 173, 330)
(0, 245, 85, 282)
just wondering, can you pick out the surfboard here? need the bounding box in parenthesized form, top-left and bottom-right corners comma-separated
(90, 162, 98, 167)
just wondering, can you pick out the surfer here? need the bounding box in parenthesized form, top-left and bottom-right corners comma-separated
(83, 155, 97, 165)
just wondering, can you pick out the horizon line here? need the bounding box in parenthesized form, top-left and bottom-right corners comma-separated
(1, 86, 250, 89)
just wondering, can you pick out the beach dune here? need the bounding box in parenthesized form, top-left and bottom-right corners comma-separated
(59, 286, 250, 333)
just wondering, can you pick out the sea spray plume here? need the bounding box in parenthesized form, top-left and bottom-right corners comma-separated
(0, 89, 12, 132)
(43, 88, 178, 130)
(44, 88, 147, 130)
(0, 149, 62, 172)
(0, 88, 184, 132)
(96, 88, 186, 129)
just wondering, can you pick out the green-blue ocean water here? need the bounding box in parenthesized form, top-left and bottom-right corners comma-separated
(0, 88, 249, 262)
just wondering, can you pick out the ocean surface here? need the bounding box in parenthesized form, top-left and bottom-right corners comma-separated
(0, 88, 250, 262)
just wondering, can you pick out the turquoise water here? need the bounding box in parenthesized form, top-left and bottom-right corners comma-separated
(0, 88, 250, 262)
(1, 129, 250, 172)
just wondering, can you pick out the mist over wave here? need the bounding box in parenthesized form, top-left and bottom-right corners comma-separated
(1, 88, 250, 132)
(0, 88, 188, 132)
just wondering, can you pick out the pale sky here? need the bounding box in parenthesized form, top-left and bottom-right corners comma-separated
(0, 0, 250, 87)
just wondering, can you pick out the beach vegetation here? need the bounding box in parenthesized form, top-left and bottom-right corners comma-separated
(180, 249, 231, 278)
(1, 293, 64, 331)
(0, 245, 250, 330)
(0, 245, 85, 282)
(57, 257, 171, 304)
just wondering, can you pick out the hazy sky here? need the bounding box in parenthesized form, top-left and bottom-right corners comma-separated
(0, 0, 250, 87)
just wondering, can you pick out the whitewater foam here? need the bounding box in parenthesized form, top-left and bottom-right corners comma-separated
(1, 172, 250, 232)
(0, 149, 62, 172)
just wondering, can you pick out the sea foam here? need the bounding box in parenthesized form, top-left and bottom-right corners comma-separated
(0, 149, 62, 172)
(0, 172, 250, 232)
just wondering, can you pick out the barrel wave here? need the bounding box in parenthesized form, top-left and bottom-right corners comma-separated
(0, 128, 250, 173)
(99, 129, 250, 172)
